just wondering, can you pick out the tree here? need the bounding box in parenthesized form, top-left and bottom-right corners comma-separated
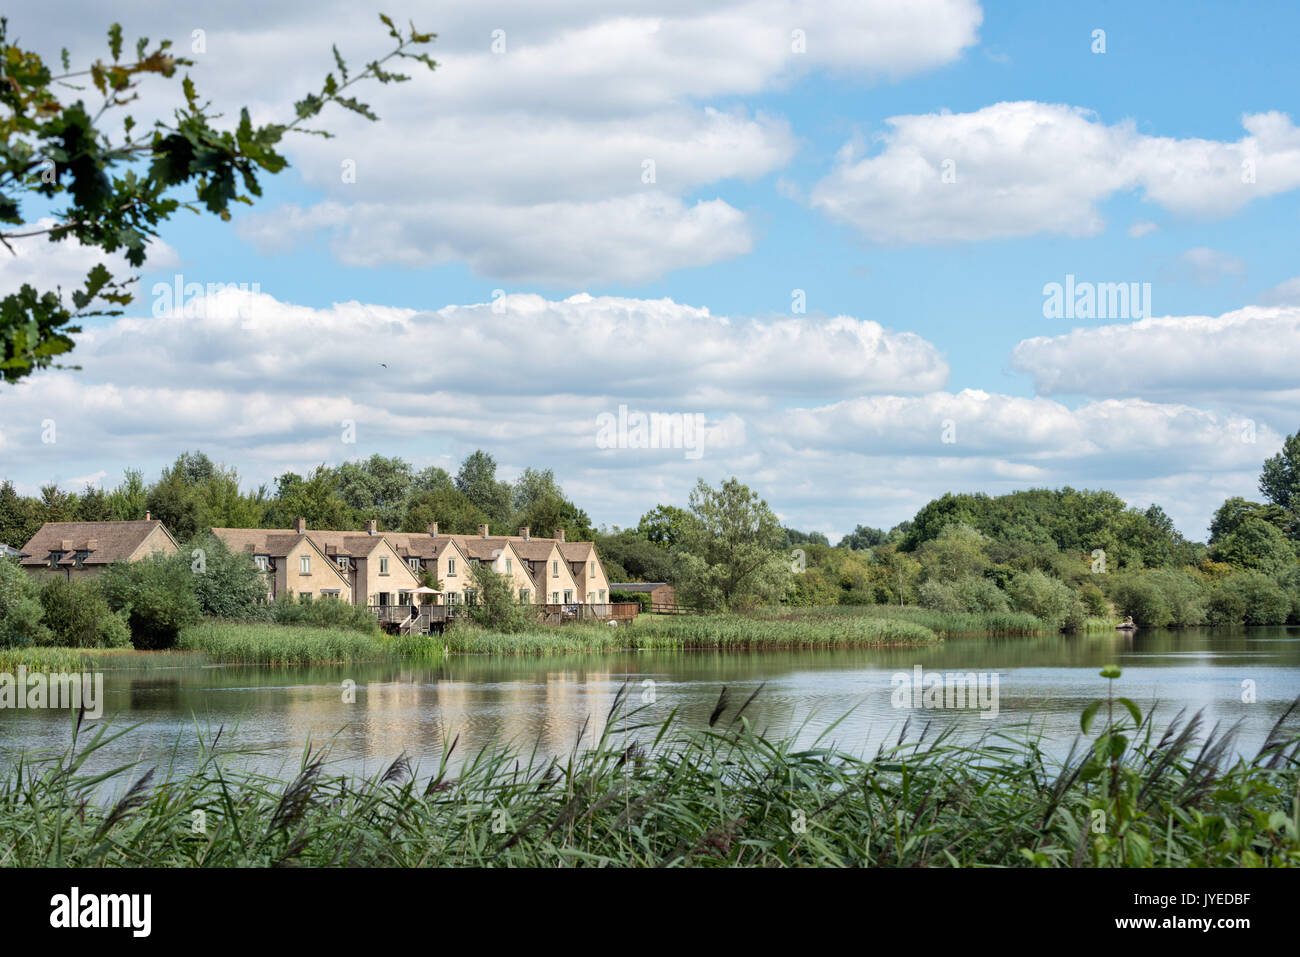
(454, 450, 512, 524)
(1208, 517, 1296, 576)
(637, 505, 691, 547)
(1209, 497, 1290, 543)
(100, 553, 200, 649)
(466, 561, 530, 632)
(672, 477, 790, 611)
(0, 478, 40, 547)
(401, 487, 489, 535)
(0, 556, 48, 646)
(839, 524, 886, 550)
(39, 577, 130, 647)
(188, 533, 266, 619)
(916, 523, 990, 582)
(1259, 428, 1300, 518)
(0, 16, 437, 383)
(106, 468, 146, 521)
(266, 465, 353, 530)
(334, 454, 413, 529)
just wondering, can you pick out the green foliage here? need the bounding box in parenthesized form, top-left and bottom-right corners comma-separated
(1004, 569, 1087, 631)
(177, 620, 385, 664)
(99, 554, 201, 649)
(1259, 428, 1300, 519)
(0, 556, 49, 646)
(672, 477, 791, 612)
(0, 16, 436, 383)
(38, 577, 130, 648)
(188, 533, 266, 619)
(1109, 573, 1174, 628)
(454, 450, 513, 526)
(1208, 516, 1296, 575)
(1220, 571, 1291, 625)
(466, 561, 532, 633)
(10, 674, 1294, 867)
(267, 594, 379, 634)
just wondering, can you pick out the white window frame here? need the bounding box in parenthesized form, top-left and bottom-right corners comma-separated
(300, 555, 311, 575)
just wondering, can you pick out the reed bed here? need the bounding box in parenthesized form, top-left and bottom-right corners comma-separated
(774, 605, 1056, 637)
(2, 685, 1296, 867)
(176, 621, 391, 665)
(443, 613, 938, 656)
(0, 646, 204, 672)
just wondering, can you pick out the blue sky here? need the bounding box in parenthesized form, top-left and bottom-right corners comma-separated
(3, 0, 1298, 541)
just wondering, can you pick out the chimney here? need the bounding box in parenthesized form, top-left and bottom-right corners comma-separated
(145, 511, 151, 521)
(60, 539, 72, 551)
(293, 517, 306, 533)
(86, 539, 98, 551)
(426, 522, 439, 537)
(555, 528, 565, 542)
(478, 524, 489, 538)
(518, 526, 530, 540)
(365, 519, 378, 534)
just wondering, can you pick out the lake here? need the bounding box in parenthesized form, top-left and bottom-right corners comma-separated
(3, 625, 1298, 783)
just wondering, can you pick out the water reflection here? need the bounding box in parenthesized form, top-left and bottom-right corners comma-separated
(2, 626, 1297, 783)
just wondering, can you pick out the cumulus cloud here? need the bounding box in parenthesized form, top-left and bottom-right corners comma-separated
(0, 219, 179, 294)
(1010, 306, 1300, 424)
(810, 102, 1300, 243)
(2, 0, 979, 285)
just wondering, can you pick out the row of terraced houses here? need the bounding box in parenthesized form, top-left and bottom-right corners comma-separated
(9, 517, 620, 620)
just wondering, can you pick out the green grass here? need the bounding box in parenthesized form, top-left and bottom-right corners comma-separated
(443, 613, 938, 655)
(177, 620, 411, 665)
(2, 683, 1296, 867)
(776, 604, 1058, 637)
(0, 646, 204, 672)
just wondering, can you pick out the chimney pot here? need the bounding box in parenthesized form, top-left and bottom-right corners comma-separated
(145, 511, 151, 521)
(478, 524, 489, 538)
(294, 517, 306, 533)
(427, 522, 439, 537)
(365, 519, 378, 534)
(519, 526, 530, 540)
(555, 528, 565, 542)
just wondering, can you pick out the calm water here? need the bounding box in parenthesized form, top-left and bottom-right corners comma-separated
(2, 626, 1299, 783)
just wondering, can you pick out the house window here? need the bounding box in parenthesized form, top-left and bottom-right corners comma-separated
(299, 592, 312, 601)
(254, 555, 269, 571)
(519, 588, 530, 603)
(466, 589, 477, 606)
(599, 589, 606, 602)
(590, 561, 596, 577)
(447, 592, 458, 606)
(551, 591, 560, 603)
(380, 557, 389, 574)
(505, 558, 512, 573)
(552, 560, 558, 576)
(48, 551, 62, 568)
(74, 551, 89, 569)
(300, 555, 311, 575)
(564, 589, 573, 603)
(337, 556, 349, 569)
(588, 592, 595, 603)
(408, 558, 419, 571)
(447, 558, 456, 576)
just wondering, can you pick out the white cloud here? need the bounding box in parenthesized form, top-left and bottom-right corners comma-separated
(0, 219, 179, 294)
(1010, 306, 1300, 423)
(810, 102, 1300, 243)
(1128, 220, 1159, 238)
(1174, 247, 1246, 285)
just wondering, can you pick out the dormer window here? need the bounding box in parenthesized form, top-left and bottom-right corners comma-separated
(74, 550, 90, 569)
(48, 551, 62, 568)
(254, 555, 270, 571)
(337, 556, 349, 569)
(408, 557, 419, 571)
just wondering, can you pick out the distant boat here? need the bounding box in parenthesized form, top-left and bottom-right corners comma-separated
(1116, 616, 1137, 631)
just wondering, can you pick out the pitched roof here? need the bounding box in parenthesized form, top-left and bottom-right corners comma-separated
(19, 521, 176, 567)
(610, 582, 669, 592)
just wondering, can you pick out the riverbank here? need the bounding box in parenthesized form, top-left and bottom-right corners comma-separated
(443, 611, 941, 655)
(4, 681, 1295, 867)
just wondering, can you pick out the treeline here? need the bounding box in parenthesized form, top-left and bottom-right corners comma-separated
(0, 449, 595, 547)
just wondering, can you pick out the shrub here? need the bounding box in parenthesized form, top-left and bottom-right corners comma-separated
(100, 555, 202, 649)
(610, 590, 652, 611)
(1005, 569, 1086, 631)
(38, 578, 131, 648)
(187, 533, 268, 620)
(1109, 574, 1173, 628)
(269, 594, 380, 634)
(0, 557, 49, 647)
(1204, 587, 1246, 626)
(1079, 582, 1110, 618)
(1221, 571, 1290, 625)
(1143, 569, 1206, 626)
(466, 562, 532, 633)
